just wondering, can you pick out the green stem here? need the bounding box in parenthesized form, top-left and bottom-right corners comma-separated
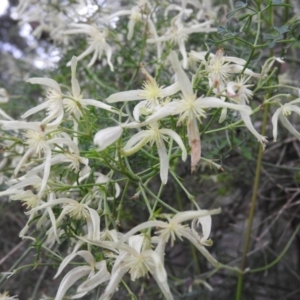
(250, 223, 300, 273)
(0, 246, 32, 287)
(235, 101, 270, 300)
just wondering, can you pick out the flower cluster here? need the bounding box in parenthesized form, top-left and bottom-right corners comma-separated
(1, 0, 300, 299)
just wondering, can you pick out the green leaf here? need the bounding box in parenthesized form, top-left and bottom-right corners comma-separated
(205, 51, 211, 62)
(205, 38, 215, 47)
(235, 0, 247, 8)
(238, 13, 252, 21)
(227, 9, 239, 18)
(271, 0, 293, 8)
(274, 25, 289, 34)
(269, 39, 277, 48)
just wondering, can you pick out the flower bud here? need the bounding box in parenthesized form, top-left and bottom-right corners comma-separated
(93, 126, 123, 151)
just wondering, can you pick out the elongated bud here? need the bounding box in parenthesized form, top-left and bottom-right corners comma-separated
(94, 126, 123, 151)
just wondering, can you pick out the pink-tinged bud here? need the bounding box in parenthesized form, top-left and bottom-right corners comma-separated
(93, 126, 123, 151)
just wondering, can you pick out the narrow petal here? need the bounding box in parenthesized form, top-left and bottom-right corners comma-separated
(157, 138, 169, 184)
(21, 102, 49, 119)
(71, 56, 81, 99)
(178, 40, 188, 69)
(161, 82, 180, 97)
(133, 100, 148, 121)
(196, 97, 252, 114)
(104, 43, 114, 72)
(169, 51, 193, 100)
(197, 215, 212, 243)
(0, 108, 13, 120)
(145, 101, 181, 123)
(99, 253, 129, 300)
(127, 18, 136, 40)
(159, 129, 187, 161)
(106, 90, 144, 103)
(271, 108, 281, 142)
(1, 121, 41, 131)
(27, 78, 61, 93)
(240, 111, 267, 146)
(117, 221, 167, 245)
(143, 250, 167, 282)
(85, 206, 101, 240)
(82, 99, 117, 113)
(123, 130, 151, 150)
(67, 45, 95, 66)
(54, 266, 91, 300)
(183, 231, 221, 268)
(48, 137, 80, 155)
(172, 208, 221, 224)
(77, 262, 110, 293)
(87, 46, 99, 68)
(54, 251, 95, 279)
(152, 272, 173, 300)
(128, 235, 144, 253)
(279, 114, 300, 140)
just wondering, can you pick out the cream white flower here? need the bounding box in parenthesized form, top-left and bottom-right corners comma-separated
(1, 121, 88, 198)
(54, 251, 110, 300)
(65, 24, 113, 70)
(118, 208, 222, 268)
(24, 78, 64, 128)
(145, 52, 252, 172)
(106, 65, 179, 121)
(226, 77, 267, 147)
(272, 98, 300, 142)
(63, 56, 117, 120)
(190, 49, 261, 92)
(102, 1, 154, 41)
(148, 14, 217, 68)
(121, 121, 187, 184)
(93, 172, 121, 202)
(26, 197, 101, 242)
(81, 235, 173, 300)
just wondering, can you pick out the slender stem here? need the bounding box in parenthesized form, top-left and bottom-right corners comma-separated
(235, 98, 270, 300)
(250, 223, 300, 273)
(0, 246, 32, 286)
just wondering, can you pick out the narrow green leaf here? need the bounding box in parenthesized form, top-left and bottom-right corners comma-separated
(235, 0, 247, 8)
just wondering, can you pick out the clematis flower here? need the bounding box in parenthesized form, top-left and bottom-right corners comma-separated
(102, 0, 154, 40)
(24, 77, 64, 128)
(147, 14, 217, 68)
(1, 121, 89, 198)
(144, 52, 252, 172)
(93, 172, 121, 202)
(117, 208, 222, 268)
(81, 235, 173, 300)
(26, 197, 101, 242)
(63, 56, 118, 144)
(272, 98, 300, 142)
(0, 176, 59, 238)
(54, 251, 110, 300)
(121, 121, 187, 184)
(65, 24, 114, 70)
(190, 49, 261, 92)
(226, 76, 267, 147)
(106, 65, 180, 121)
